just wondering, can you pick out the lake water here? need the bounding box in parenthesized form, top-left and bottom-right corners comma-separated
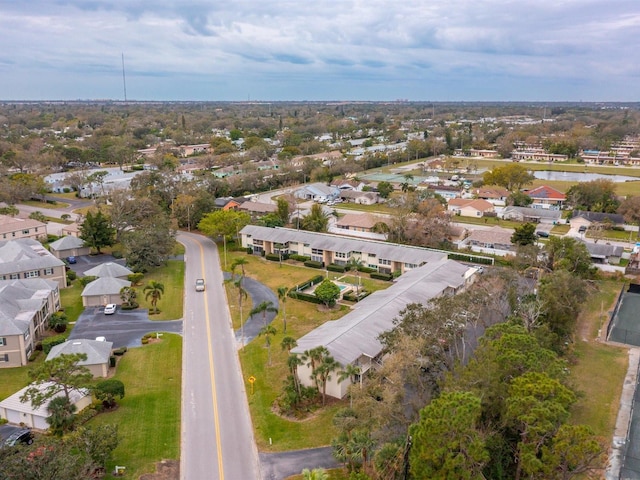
(533, 171, 639, 183)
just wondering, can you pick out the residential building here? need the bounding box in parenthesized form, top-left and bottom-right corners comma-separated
(501, 206, 562, 224)
(0, 279, 60, 368)
(580, 241, 624, 265)
(453, 148, 500, 158)
(525, 185, 566, 210)
(240, 225, 447, 274)
(425, 184, 461, 200)
(237, 201, 278, 218)
(472, 187, 510, 206)
(447, 198, 495, 217)
(0, 381, 91, 429)
(48, 235, 90, 260)
(0, 215, 47, 241)
(61, 222, 81, 237)
(83, 262, 133, 279)
(291, 258, 476, 399)
(338, 190, 379, 205)
(335, 213, 384, 233)
(295, 183, 340, 202)
(0, 239, 66, 288)
(511, 150, 568, 162)
(46, 339, 114, 378)
(81, 277, 131, 307)
(570, 210, 625, 229)
(461, 226, 514, 254)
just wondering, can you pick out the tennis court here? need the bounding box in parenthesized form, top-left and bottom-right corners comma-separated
(608, 286, 640, 346)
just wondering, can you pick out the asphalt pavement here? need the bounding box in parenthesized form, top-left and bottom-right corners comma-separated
(260, 447, 339, 480)
(68, 307, 182, 348)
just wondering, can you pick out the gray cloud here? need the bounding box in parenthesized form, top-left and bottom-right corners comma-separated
(0, 0, 639, 100)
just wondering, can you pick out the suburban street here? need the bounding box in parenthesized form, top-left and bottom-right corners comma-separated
(178, 232, 261, 480)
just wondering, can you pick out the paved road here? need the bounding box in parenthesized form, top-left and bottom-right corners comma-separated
(178, 232, 261, 480)
(260, 447, 339, 480)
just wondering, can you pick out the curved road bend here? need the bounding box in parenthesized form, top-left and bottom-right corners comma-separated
(178, 232, 261, 480)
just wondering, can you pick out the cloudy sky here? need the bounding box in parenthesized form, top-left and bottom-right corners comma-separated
(1, 1, 639, 102)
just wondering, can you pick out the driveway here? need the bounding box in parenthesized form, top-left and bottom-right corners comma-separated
(68, 306, 182, 348)
(260, 447, 339, 480)
(67, 253, 126, 277)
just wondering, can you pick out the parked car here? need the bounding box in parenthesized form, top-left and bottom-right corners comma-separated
(104, 304, 117, 315)
(536, 231, 550, 238)
(3, 428, 33, 448)
(66, 256, 77, 264)
(195, 279, 205, 292)
(578, 225, 587, 233)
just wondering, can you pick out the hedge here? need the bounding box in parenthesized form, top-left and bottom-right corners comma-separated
(370, 272, 393, 281)
(293, 274, 325, 292)
(43, 334, 67, 354)
(288, 290, 324, 304)
(343, 291, 371, 302)
(447, 253, 494, 265)
(327, 264, 346, 273)
(265, 253, 281, 262)
(357, 266, 377, 274)
(289, 254, 310, 262)
(304, 260, 324, 269)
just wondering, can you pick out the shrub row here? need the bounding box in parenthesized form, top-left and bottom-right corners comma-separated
(266, 253, 289, 262)
(294, 274, 325, 292)
(357, 266, 377, 274)
(447, 253, 493, 265)
(288, 290, 324, 304)
(327, 263, 346, 273)
(304, 260, 324, 269)
(289, 254, 310, 262)
(43, 334, 67, 354)
(113, 346, 127, 356)
(370, 272, 393, 281)
(342, 291, 371, 302)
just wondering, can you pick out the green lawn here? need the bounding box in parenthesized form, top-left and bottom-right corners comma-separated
(60, 282, 85, 322)
(0, 365, 32, 401)
(88, 333, 182, 479)
(137, 260, 185, 320)
(569, 280, 628, 438)
(222, 249, 392, 451)
(22, 199, 71, 210)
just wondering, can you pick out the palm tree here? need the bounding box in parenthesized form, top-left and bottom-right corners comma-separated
(301, 468, 328, 480)
(226, 276, 248, 347)
(338, 363, 362, 408)
(347, 257, 364, 299)
(287, 354, 303, 396)
(400, 173, 414, 193)
(231, 257, 249, 279)
(259, 324, 277, 366)
(281, 336, 297, 353)
(143, 281, 164, 314)
(315, 355, 340, 405)
(277, 286, 290, 332)
(46, 396, 77, 436)
(250, 300, 278, 327)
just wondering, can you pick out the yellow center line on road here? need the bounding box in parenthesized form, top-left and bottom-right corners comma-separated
(197, 238, 225, 480)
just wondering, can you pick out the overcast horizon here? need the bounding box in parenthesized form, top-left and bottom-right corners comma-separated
(1, 1, 639, 102)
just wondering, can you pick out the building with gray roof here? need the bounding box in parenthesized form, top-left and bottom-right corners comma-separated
(84, 262, 133, 279)
(240, 225, 448, 274)
(0, 238, 66, 288)
(47, 339, 113, 377)
(48, 235, 90, 259)
(291, 258, 475, 399)
(0, 279, 60, 368)
(81, 277, 131, 307)
(502, 206, 562, 224)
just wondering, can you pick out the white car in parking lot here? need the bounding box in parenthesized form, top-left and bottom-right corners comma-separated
(104, 304, 117, 315)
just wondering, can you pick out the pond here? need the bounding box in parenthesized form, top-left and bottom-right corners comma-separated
(532, 171, 640, 183)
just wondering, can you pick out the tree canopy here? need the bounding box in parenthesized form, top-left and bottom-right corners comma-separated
(314, 279, 341, 307)
(80, 210, 115, 254)
(482, 163, 535, 192)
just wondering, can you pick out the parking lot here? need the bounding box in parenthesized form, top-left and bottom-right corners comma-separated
(69, 306, 182, 348)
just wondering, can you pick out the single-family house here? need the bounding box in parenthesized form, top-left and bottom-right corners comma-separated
(472, 187, 510, 206)
(0, 279, 60, 368)
(335, 213, 384, 233)
(330, 179, 367, 192)
(81, 277, 131, 307)
(525, 185, 566, 210)
(0, 381, 91, 429)
(570, 211, 625, 230)
(581, 241, 624, 265)
(447, 198, 495, 218)
(48, 235, 91, 260)
(0, 239, 67, 288)
(501, 206, 562, 224)
(83, 262, 133, 279)
(214, 196, 246, 210)
(295, 183, 340, 202)
(46, 339, 113, 378)
(426, 184, 461, 200)
(238, 201, 278, 218)
(290, 259, 476, 399)
(462, 226, 514, 254)
(61, 222, 81, 238)
(339, 190, 380, 205)
(0, 215, 47, 242)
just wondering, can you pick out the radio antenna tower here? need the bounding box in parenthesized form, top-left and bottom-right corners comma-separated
(121, 53, 128, 101)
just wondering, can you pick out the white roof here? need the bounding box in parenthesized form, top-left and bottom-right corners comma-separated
(291, 259, 472, 365)
(0, 381, 90, 418)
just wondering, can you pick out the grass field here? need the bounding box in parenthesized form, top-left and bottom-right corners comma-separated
(60, 281, 85, 322)
(569, 280, 628, 438)
(88, 333, 182, 479)
(0, 364, 32, 401)
(137, 260, 185, 320)
(22, 199, 71, 210)
(222, 249, 392, 451)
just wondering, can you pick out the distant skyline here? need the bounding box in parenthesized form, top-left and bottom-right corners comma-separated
(1, 1, 639, 102)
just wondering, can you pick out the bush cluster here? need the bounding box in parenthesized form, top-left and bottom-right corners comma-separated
(370, 272, 393, 281)
(42, 334, 67, 354)
(288, 290, 324, 304)
(447, 253, 493, 265)
(304, 260, 324, 269)
(289, 254, 310, 262)
(327, 264, 346, 273)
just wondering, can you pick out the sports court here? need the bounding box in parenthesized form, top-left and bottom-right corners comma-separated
(608, 285, 640, 346)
